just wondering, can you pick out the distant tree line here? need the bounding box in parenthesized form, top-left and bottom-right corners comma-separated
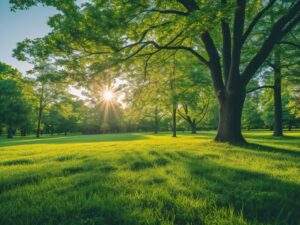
(1, 60, 299, 138)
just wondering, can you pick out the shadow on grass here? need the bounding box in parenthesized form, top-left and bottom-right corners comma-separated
(186, 158, 300, 225)
(0, 136, 299, 225)
(245, 134, 300, 140)
(0, 133, 148, 148)
(233, 142, 300, 157)
(89, 148, 299, 224)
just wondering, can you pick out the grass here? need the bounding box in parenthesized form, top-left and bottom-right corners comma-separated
(0, 130, 299, 225)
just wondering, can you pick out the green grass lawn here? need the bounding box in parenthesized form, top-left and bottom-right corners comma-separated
(0, 131, 299, 225)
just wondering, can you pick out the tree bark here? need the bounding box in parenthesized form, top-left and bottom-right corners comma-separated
(154, 107, 159, 134)
(36, 83, 44, 138)
(273, 51, 283, 137)
(170, 55, 176, 137)
(172, 105, 177, 137)
(215, 88, 246, 142)
(191, 122, 197, 134)
(273, 75, 283, 136)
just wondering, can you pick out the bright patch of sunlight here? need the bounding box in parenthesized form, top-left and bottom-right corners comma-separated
(103, 89, 114, 102)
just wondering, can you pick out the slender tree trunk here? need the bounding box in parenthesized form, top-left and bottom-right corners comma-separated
(7, 124, 13, 138)
(273, 51, 283, 136)
(36, 83, 44, 138)
(172, 105, 176, 137)
(215, 89, 246, 142)
(170, 55, 176, 137)
(36, 106, 43, 138)
(154, 107, 159, 134)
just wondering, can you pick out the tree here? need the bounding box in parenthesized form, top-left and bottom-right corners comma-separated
(11, 0, 300, 142)
(175, 56, 212, 133)
(248, 32, 300, 135)
(0, 62, 33, 138)
(26, 62, 69, 137)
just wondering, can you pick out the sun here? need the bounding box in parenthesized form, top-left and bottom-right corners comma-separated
(103, 89, 114, 102)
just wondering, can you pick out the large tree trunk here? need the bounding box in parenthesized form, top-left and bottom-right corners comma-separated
(273, 51, 283, 137)
(191, 122, 197, 134)
(215, 89, 246, 143)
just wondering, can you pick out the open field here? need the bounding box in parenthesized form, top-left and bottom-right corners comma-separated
(0, 131, 300, 225)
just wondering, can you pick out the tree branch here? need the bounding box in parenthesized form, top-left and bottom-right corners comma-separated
(148, 9, 189, 16)
(195, 98, 210, 125)
(242, 0, 277, 45)
(242, 0, 300, 85)
(278, 41, 300, 49)
(246, 85, 274, 93)
(221, 0, 232, 84)
(227, 0, 246, 89)
(141, 41, 209, 66)
(201, 31, 225, 99)
(177, 0, 199, 12)
(121, 30, 185, 61)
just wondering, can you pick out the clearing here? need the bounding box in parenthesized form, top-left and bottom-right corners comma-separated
(0, 131, 299, 225)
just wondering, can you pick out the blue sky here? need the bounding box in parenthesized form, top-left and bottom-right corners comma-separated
(0, 1, 57, 73)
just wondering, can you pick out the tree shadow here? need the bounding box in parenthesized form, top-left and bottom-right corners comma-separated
(186, 158, 300, 225)
(244, 132, 300, 140)
(0, 133, 148, 148)
(1, 137, 300, 225)
(233, 142, 300, 157)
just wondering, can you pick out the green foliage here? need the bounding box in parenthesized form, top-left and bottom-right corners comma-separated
(242, 92, 264, 130)
(260, 86, 299, 129)
(0, 62, 34, 137)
